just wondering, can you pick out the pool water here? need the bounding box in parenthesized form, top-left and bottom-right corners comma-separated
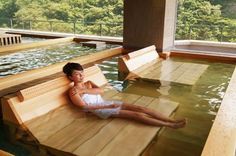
(21, 37, 46, 43)
(98, 57, 234, 156)
(0, 42, 116, 77)
(0, 55, 234, 155)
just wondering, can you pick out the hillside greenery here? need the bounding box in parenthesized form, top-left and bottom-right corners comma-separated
(176, 0, 236, 42)
(0, 0, 235, 42)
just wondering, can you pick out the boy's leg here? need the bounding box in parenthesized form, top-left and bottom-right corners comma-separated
(121, 103, 185, 123)
(111, 110, 185, 129)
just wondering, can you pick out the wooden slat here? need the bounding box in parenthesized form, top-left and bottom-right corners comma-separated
(72, 96, 154, 156)
(13, 85, 69, 123)
(17, 76, 71, 102)
(125, 50, 159, 71)
(134, 60, 208, 85)
(40, 93, 141, 153)
(25, 87, 119, 142)
(96, 98, 179, 156)
(140, 60, 183, 79)
(44, 116, 111, 152)
(160, 62, 190, 82)
(127, 45, 156, 59)
(2, 95, 23, 125)
(17, 65, 106, 101)
(119, 46, 209, 85)
(131, 59, 163, 77)
(119, 45, 159, 73)
(25, 105, 81, 142)
(176, 63, 208, 85)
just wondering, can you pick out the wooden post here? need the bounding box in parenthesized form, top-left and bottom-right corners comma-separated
(124, 0, 178, 52)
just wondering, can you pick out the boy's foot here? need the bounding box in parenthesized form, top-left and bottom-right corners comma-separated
(174, 118, 187, 124)
(170, 120, 187, 129)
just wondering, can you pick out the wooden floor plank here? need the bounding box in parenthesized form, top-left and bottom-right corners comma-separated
(132, 59, 163, 77)
(23, 84, 179, 156)
(42, 116, 110, 151)
(25, 87, 118, 142)
(72, 96, 154, 156)
(25, 104, 82, 142)
(39, 93, 141, 153)
(160, 63, 190, 82)
(175, 63, 208, 85)
(143, 61, 183, 80)
(135, 60, 208, 85)
(96, 98, 179, 156)
(60, 93, 141, 152)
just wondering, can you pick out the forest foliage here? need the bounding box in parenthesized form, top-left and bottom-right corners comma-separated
(0, 0, 235, 42)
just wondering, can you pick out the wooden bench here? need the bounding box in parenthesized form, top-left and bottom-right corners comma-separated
(118, 45, 209, 85)
(0, 46, 123, 119)
(1, 65, 179, 156)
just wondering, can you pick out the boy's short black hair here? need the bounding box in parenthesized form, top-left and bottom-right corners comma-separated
(63, 62, 83, 77)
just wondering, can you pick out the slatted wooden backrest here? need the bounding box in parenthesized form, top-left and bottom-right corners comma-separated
(2, 65, 108, 125)
(120, 45, 159, 72)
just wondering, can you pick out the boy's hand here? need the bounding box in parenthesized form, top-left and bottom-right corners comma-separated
(110, 104, 120, 108)
(72, 87, 86, 95)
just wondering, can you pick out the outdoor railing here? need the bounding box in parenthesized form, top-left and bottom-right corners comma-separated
(176, 24, 236, 43)
(0, 18, 236, 42)
(0, 18, 123, 37)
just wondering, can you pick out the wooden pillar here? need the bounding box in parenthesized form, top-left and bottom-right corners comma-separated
(123, 0, 177, 52)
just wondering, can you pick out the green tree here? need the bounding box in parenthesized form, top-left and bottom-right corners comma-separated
(176, 0, 223, 41)
(0, 0, 19, 18)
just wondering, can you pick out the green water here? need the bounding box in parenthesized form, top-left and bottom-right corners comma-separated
(99, 57, 235, 156)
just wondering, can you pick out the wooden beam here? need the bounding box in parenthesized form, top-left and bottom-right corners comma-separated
(170, 51, 236, 63)
(0, 37, 74, 55)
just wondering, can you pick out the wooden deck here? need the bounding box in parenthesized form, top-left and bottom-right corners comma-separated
(28, 91, 178, 156)
(132, 59, 208, 85)
(119, 45, 208, 85)
(2, 65, 179, 156)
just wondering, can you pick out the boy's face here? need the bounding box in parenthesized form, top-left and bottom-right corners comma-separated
(70, 70, 84, 83)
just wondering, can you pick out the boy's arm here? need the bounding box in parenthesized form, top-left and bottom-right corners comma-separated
(83, 81, 104, 94)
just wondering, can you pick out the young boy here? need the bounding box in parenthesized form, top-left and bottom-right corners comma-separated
(63, 62, 186, 129)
